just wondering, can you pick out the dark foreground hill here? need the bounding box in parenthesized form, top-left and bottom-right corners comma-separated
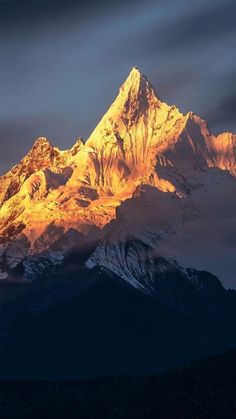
(0, 263, 236, 379)
(0, 349, 236, 419)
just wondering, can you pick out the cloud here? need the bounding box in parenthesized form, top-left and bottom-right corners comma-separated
(204, 71, 236, 133)
(159, 0, 236, 49)
(207, 94, 236, 134)
(132, 0, 236, 133)
(0, 0, 236, 173)
(0, 0, 140, 28)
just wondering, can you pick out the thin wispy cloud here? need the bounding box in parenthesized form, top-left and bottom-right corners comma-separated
(0, 0, 235, 173)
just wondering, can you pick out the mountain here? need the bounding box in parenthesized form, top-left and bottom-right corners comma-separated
(0, 67, 236, 288)
(0, 68, 236, 378)
(0, 264, 236, 380)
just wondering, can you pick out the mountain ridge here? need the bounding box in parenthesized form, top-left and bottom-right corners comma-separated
(0, 69, 236, 378)
(0, 68, 236, 288)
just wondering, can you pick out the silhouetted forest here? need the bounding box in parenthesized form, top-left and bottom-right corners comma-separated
(0, 349, 236, 418)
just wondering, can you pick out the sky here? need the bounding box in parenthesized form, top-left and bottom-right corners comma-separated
(0, 0, 236, 173)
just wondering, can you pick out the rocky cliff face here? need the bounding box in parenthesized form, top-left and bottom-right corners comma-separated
(0, 67, 236, 288)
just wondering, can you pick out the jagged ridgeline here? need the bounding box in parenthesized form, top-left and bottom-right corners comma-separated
(0, 69, 236, 379)
(0, 67, 236, 289)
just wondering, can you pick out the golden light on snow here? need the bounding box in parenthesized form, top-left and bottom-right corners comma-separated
(0, 68, 235, 262)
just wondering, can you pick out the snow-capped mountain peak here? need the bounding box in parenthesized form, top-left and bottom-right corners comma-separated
(0, 69, 236, 289)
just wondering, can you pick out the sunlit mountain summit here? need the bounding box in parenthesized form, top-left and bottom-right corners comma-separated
(0, 68, 236, 288)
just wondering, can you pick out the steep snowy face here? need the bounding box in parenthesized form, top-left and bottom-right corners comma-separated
(0, 68, 183, 249)
(0, 68, 236, 286)
(0, 138, 57, 207)
(0, 136, 86, 246)
(0, 137, 84, 207)
(83, 67, 185, 195)
(208, 132, 236, 175)
(87, 177, 236, 289)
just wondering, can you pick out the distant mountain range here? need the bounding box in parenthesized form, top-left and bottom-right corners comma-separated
(0, 68, 236, 378)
